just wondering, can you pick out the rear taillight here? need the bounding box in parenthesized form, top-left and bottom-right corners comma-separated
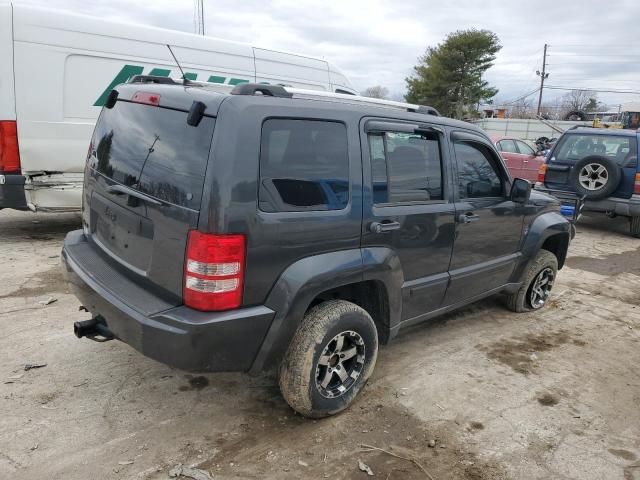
(132, 91, 161, 106)
(634, 173, 640, 195)
(0, 121, 21, 174)
(537, 163, 548, 183)
(184, 231, 246, 311)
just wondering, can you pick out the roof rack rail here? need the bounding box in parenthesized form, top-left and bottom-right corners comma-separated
(230, 83, 440, 116)
(127, 80, 441, 117)
(284, 87, 440, 116)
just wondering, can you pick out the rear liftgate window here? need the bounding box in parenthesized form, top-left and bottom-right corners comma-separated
(258, 119, 349, 212)
(90, 101, 215, 210)
(552, 134, 638, 166)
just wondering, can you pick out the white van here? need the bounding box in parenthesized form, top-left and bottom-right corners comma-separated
(0, 3, 357, 212)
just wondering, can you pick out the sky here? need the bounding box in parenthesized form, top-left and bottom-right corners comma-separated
(14, 0, 640, 108)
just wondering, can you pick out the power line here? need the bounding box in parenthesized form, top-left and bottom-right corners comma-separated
(545, 85, 640, 95)
(548, 53, 640, 57)
(549, 43, 636, 48)
(501, 87, 540, 106)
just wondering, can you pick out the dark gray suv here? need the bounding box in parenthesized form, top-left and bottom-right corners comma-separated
(62, 79, 573, 418)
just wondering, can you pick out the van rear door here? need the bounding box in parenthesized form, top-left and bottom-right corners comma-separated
(84, 92, 216, 300)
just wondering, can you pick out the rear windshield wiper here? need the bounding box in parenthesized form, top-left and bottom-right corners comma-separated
(106, 184, 165, 206)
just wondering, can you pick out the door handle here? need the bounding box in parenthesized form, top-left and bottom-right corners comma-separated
(369, 221, 401, 233)
(457, 212, 480, 224)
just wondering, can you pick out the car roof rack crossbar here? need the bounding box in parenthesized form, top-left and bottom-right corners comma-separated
(230, 83, 293, 98)
(129, 75, 179, 85)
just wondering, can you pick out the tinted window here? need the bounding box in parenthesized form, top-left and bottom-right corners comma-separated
(553, 133, 637, 165)
(454, 142, 503, 199)
(368, 131, 443, 203)
(497, 140, 518, 153)
(259, 119, 349, 212)
(90, 101, 214, 209)
(516, 140, 535, 156)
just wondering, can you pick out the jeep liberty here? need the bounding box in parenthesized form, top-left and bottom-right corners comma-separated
(62, 80, 573, 418)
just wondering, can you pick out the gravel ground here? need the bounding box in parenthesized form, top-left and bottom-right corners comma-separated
(0, 209, 639, 480)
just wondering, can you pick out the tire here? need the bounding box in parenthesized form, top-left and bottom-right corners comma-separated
(631, 216, 640, 238)
(279, 300, 378, 418)
(505, 249, 558, 313)
(570, 155, 621, 200)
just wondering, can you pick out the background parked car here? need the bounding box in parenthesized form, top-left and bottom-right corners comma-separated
(536, 127, 640, 237)
(491, 135, 545, 182)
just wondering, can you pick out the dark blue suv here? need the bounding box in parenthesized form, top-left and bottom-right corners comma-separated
(536, 127, 640, 237)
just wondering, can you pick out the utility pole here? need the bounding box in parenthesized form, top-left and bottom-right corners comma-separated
(200, 0, 205, 36)
(536, 44, 549, 116)
(194, 0, 205, 36)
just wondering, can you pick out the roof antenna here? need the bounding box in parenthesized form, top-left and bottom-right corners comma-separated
(166, 44, 190, 85)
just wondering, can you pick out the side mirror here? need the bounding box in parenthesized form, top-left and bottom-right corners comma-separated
(535, 150, 545, 157)
(510, 178, 532, 203)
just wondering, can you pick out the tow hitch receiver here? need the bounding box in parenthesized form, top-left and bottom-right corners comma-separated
(73, 317, 114, 342)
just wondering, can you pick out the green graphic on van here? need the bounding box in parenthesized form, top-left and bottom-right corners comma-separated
(94, 65, 250, 106)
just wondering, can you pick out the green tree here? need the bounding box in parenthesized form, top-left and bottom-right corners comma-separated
(405, 29, 501, 119)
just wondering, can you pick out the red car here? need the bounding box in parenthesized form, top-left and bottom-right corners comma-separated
(491, 136, 545, 183)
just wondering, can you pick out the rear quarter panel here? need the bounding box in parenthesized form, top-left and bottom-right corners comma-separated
(200, 97, 364, 307)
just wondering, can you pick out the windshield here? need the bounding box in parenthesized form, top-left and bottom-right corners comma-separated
(552, 133, 637, 166)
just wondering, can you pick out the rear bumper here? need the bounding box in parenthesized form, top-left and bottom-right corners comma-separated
(582, 195, 640, 217)
(535, 186, 640, 217)
(0, 174, 28, 210)
(61, 230, 275, 372)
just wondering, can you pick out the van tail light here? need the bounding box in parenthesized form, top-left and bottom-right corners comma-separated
(0, 121, 21, 174)
(634, 173, 640, 195)
(131, 92, 161, 106)
(537, 163, 548, 184)
(183, 231, 246, 311)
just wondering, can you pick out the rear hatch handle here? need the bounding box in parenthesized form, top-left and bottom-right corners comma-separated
(106, 184, 164, 206)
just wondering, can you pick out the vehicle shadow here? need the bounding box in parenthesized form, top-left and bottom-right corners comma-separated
(575, 213, 632, 238)
(0, 210, 81, 241)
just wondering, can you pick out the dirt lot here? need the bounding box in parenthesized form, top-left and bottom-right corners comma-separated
(1, 209, 639, 480)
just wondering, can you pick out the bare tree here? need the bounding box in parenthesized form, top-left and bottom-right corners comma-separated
(561, 90, 597, 118)
(363, 85, 389, 99)
(540, 98, 563, 120)
(509, 98, 534, 119)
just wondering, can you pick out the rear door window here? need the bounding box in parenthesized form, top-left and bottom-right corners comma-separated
(368, 131, 444, 204)
(259, 119, 349, 212)
(90, 101, 215, 210)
